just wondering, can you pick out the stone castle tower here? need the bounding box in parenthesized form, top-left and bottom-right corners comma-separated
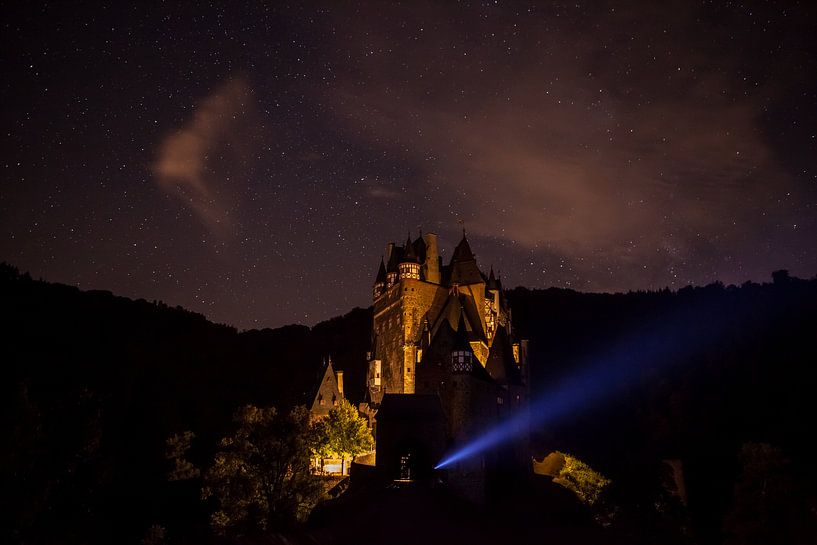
(365, 230, 528, 445)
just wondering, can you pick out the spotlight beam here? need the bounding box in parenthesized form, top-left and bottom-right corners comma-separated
(435, 300, 731, 470)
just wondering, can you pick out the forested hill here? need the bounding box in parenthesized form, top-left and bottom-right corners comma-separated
(506, 273, 817, 542)
(3, 262, 817, 544)
(1, 263, 372, 544)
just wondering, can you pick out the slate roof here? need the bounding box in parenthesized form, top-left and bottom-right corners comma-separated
(310, 358, 343, 417)
(401, 235, 419, 263)
(428, 291, 486, 344)
(485, 328, 523, 386)
(375, 258, 387, 284)
(447, 233, 483, 285)
(486, 267, 499, 291)
(428, 315, 495, 383)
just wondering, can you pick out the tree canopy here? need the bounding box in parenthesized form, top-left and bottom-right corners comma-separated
(201, 405, 322, 535)
(310, 399, 373, 468)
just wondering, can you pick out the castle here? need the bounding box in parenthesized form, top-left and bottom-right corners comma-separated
(362, 230, 528, 486)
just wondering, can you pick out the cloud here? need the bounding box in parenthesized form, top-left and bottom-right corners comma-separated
(325, 3, 800, 287)
(153, 78, 252, 235)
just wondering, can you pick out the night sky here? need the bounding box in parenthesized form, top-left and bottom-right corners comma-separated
(3, 2, 816, 329)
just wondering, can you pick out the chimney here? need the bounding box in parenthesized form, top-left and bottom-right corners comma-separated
(336, 370, 344, 398)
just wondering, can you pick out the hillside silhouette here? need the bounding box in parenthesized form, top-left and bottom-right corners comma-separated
(3, 262, 816, 544)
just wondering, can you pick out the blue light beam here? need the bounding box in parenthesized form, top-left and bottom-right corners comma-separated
(435, 303, 727, 470)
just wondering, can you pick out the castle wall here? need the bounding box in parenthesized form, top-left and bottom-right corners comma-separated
(372, 278, 448, 398)
(372, 284, 403, 399)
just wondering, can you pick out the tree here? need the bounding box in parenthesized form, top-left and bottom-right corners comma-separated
(723, 442, 817, 545)
(165, 431, 200, 481)
(553, 451, 611, 506)
(311, 399, 373, 474)
(201, 405, 322, 535)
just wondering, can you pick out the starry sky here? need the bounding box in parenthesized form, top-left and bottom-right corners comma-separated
(2, 1, 816, 329)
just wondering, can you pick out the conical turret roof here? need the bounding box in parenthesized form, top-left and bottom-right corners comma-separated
(401, 234, 419, 263)
(448, 231, 483, 285)
(451, 231, 475, 262)
(375, 257, 387, 284)
(386, 246, 401, 272)
(487, 267, 499, 291)
(485, 328, 523, 385)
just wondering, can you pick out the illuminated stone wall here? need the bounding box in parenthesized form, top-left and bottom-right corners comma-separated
(371, 277, 449, 400)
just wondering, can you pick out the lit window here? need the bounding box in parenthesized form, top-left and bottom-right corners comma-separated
(451, 350, 472, 372)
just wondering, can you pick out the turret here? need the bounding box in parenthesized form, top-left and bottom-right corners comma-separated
(486, 267, 499, 292)
(399, 234, 421, 280)
(449, 230, 483, 286)
(373, 257, 387, 299)
(386, 243, 399, 287)
(422, 232, 441, 284)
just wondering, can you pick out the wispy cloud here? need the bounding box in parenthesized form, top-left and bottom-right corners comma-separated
(326, 3, 800, 287)
(153, 78, 252, 235)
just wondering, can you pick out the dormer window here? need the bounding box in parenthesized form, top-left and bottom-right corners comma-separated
(451, 350, 473, 373)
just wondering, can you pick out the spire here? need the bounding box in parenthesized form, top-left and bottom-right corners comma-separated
(451, 230, 475, 263)
(448, 230, 482, 285)
(485, 328, 523, 385)
(386, 246, 400, 272)
(452, 308, 473, 353)
(487, 266, 499, 291)
(402, 233, 418, 262)
(375, 257, 386, 284)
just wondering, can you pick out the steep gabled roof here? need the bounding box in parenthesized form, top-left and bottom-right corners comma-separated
(401, 234, 419, 263)
(386, 246, 402, 273)
(448, 233, 484, 285)
(413, 236, 427, 263)
(375, 258, 387, 284)
(451, 232, 475, 262)
(452, 310, 472, 352)
(310, 358, 343, 418)
(485, 328, 523, 386)
(425, 304, 494, 383)
(486, 267, 499, 291)
(429, 291, 486, 344)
